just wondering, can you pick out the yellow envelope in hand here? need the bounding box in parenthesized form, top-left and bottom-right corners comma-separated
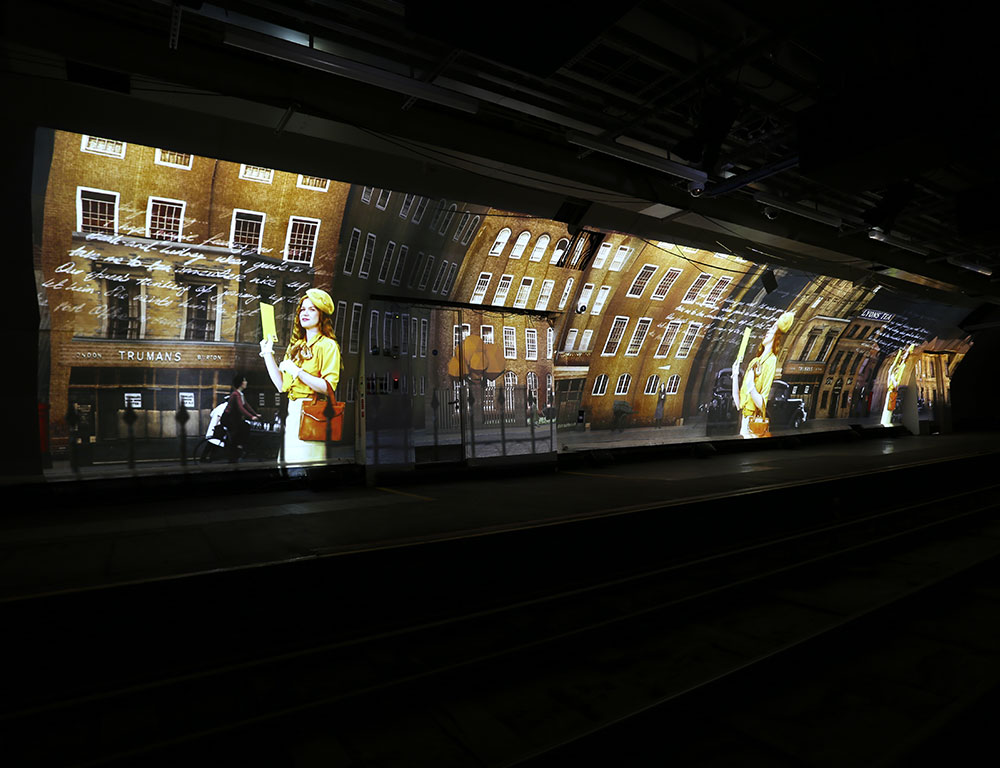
(260, 303, 278, 343)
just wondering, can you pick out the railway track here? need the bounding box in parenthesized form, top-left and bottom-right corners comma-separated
(2, 459, 999, 766)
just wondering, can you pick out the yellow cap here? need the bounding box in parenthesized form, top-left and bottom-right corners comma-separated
(776, 311, 794, 333)
(305, 287, 335, 316)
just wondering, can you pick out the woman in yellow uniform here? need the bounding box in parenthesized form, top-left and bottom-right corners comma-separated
(732, 311, 794, 439)
(259, 288, 341, 464)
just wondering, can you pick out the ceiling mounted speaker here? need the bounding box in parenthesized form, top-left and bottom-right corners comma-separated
(761, 268, 778, 294)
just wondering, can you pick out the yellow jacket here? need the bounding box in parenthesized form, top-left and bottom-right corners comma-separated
(739, 352, 776, 418)
(282, 334, 341, 399)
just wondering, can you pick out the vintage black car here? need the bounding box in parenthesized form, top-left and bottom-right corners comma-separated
(705, 368, 807, 436)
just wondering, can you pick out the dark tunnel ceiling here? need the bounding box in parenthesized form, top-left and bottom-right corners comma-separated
(6, 0, 1000, 304)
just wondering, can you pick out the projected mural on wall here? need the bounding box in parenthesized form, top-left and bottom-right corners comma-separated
(32, 129, 972, 474)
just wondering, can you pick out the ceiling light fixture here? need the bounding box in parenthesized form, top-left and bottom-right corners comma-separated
(566, 133, 708, 184)
(752, 193, 842, 228)
(946, 257, 993, 277)
(867, 228, 929, 256)
(224, 29, 480, 114)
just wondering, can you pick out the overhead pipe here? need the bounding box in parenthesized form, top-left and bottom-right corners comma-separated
(703, 154, 799, 197)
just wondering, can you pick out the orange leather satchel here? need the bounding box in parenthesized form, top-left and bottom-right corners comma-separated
(299, 380, 345, 442)
(747, 414, 770, 437)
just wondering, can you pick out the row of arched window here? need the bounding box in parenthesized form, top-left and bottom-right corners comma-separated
(489, 228, 570, 263)
(592, 373, 681, 397)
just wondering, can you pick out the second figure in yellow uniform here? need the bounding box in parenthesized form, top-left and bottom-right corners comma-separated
(732, 311, 794, 439)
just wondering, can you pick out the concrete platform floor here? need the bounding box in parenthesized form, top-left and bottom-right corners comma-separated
(1, 431, 996, 601)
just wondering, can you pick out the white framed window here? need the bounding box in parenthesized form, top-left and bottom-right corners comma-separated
(644, 375, 661, 395)
(525, 328, 538, 360)
(420, 319, 428, 357)
(527, 371, 539, 398)
(503, 326, 517, 359)
(675, 322, 702, 358)
(401, 314, 410, 355)
(411, 317, 418, 357)
(654, 321, 682, 358)
(342, 228, 361, 274)
(578, 284, 594, 313)
(453, 323, 471, 351)
(81, 135, 125, 158)
(77, 187, 119, 234)
(703, 277, 732, 306)
(493, 274, 514, 305)
(439, 203, 458, 235)
(146, 197, 185, 241)
(408, 252, 426, 288)
(418, 255, 436, 290)
(361, 186, 374, 203)
(358, 233, 377, 278)
(481, 325, 494, 344)
(453, 211, 471, 241)
(547, 327, 554, 358)
(284, 216, 321, 264)
(682, 273, 712, 303)
(348, 303, 363, 354)
(369, 310, 379, 352)
(431, 260, 449, 293)
(335, 301, 347, 343)
(602, 316, 630, 356)
(592, 242, 612, 269)
(239, 164, 273, 183)
(614, 373, 632, 396)
(391, 245, 408, 286)
(377, 241, 396, 283)
(550, 237, 569, 265)
(462, 215, 480, 245)
(579, 329, 593, 351)
(652, 268, 683, 300)
(665, 374, 681, 395)
(510, 230, 531, 258)
(535, 279, 555, 311)
(609, 245, 632, 271)
(470, 272, 492, 304)
(592, 374, 609, 396)
(490, 228, 512, 256)
(384, 313, 396, 354)
(529, 234, 550, 262)
(230, 209, 265, 253)
(375, 189, 391, 210)
(399, 193, 416, 218)
(591, 286, 611, 315)
(411, 196, 428, 223)
(626, 265, 658, 298)
(547, 373, 553, 397)
(428, 199, 448, 231)
(570, 237, 586, 267)
(154, 148, 192, 169)
(297, 174, 329, 191)
(564, 328, 579, 351)
(558, 278, 575, 310)
(625, 317, 653, 356)
(442, 263, 459, 296)
(503, 371, 518, 410)
(513, 277, 534, 308)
